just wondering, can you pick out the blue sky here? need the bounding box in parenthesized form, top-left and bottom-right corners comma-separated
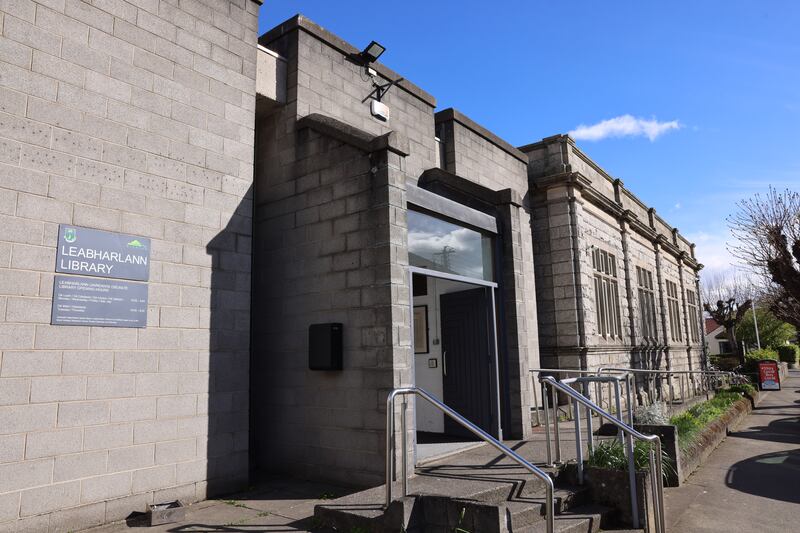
(259, 1, 800, 278)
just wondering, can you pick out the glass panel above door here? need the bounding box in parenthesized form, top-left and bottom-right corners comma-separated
(407, 209, 494, 281)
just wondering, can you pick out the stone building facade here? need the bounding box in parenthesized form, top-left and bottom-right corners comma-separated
(0, 7, 703, 531)
(0, 0, 261, 530)
(522, 135, 704, 383)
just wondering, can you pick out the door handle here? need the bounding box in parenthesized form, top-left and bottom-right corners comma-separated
(442, 351, 447, 376)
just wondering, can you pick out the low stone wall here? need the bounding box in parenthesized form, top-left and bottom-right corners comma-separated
(647, 390, 759, 486)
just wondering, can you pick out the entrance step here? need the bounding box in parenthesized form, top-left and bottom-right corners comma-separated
(515, 504, 613, 533)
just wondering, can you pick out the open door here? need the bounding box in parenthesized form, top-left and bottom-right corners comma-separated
(440, 287, 495, 438)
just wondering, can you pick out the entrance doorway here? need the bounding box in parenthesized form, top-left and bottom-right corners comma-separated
(411, 269, 501, 461)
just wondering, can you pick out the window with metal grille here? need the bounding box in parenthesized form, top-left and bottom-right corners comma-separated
(666, 280, 683, 342)
(592, 248, 622, 338)
(636, 266, 657, 340)
(686, 289, 700, 342)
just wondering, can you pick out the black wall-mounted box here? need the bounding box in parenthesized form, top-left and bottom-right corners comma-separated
(308, 323, 343, 370)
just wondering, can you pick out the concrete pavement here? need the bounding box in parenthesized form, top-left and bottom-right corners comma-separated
(84, 477, 350, 533)
(664, 369, 800, 532)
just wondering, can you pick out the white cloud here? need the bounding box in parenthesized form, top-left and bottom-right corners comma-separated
(569, 115, 681, 142)
(684, 230, 748, 283)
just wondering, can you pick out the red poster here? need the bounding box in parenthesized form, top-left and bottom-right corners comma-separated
(758, 360, 781, 391)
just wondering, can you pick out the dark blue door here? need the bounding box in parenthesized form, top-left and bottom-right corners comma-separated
(440, 288, 495, 438)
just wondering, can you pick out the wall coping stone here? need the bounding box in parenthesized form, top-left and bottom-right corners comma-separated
(435, 108, 529, 164)
(260, 15, 436, 108)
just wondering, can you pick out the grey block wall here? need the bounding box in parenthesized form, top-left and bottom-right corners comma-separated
(0, 0, 260, 530)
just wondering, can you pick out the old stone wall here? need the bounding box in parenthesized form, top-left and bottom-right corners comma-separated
(523, 135, 703, 390)
(0, 0, 259, 530)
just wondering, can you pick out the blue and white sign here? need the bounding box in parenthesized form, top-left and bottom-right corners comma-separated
(56, 225, 151, 281)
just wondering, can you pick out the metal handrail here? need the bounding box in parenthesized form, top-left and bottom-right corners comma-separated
(597, 367, 740, 408)
(529, 368, 605, 427)
(386, 387, 555, 533)
(540, 376, 666, 533)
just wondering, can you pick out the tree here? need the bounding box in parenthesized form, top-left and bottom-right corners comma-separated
(702, 272, 753, 365)
(735, 307, 796, 350)
(730, 187, 800, 330)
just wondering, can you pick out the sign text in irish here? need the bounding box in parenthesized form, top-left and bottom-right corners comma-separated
(56, 225, 151, 281)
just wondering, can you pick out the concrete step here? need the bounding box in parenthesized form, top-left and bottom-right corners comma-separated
(505, 485, 590, 528)
(517, 504, 614, 533)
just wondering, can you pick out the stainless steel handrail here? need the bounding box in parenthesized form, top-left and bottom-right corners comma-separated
(529, 368, 604, 427)
(386, 387, 555, 533)
(540, 376, 666, 533)
(597, 367, 740, 408)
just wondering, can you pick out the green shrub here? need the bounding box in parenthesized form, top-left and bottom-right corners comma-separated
(725, 383, 756, 396)
(777, 345, 798, 363)
(587, 439, 674, 480)
(743, 348, 779, 374)
(669, 390, 744, 449)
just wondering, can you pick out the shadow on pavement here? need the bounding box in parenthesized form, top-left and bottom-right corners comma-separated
(725, 448, 800, 504)
(727, 415, 800, 446)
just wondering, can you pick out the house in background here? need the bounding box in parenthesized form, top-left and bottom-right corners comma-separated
(705, 317, 732, 355)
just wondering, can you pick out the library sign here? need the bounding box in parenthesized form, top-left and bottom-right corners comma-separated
(52, 225, 150, 328)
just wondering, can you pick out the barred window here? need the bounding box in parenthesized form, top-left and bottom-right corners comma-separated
(636, 266, 657, 340)
(666, 280, 683, 342)
(592, 248, 622, 338)
(686, 290, 700, 342)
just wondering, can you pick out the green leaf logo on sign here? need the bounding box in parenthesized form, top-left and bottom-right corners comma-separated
(127, 239, 144, 248)
(64, 228, 77, 243)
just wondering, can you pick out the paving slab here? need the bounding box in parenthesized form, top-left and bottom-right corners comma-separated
(664, 370, 800, 532)
(83, 477, 352, 533)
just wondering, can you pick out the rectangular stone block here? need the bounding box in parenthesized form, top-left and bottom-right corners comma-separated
(53, 451, 107, 482)
(86, 375, 136, 400)
(80, 472, 131, 503)
(83, 423, 133, 451)
(0, 434, 26, 464)
(57, 401, 110, 428)
(62, 351, 114, 375)
(30, 376, 86, 403)
(155, 438, 195, 464)
(5, 297, 51, 323)
(0, 458, 53, 493)
(110, 397, 156, 423)
(0, 377, 30, 406)
(47, 501, 105, 533)
(131, 464, 175, 493)
(107, 444, 154, 473)
(1, 351, 60, 376)
(19, 481, 80, 517)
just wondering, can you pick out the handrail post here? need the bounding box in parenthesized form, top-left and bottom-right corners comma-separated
(385, 392, 395, 508)
(614, 380, 624, 445)
(626, 430, 639, 529)
(680, 373, 686, 404)
(574, 397, 583, 485)
(627, 374, 634, 427)
(551, 385, 561, 463)
(583, 381, 593, 453)
(401, 396, 408, 498)
(542, 381, 552, 466)
(532, 372, 540, 427)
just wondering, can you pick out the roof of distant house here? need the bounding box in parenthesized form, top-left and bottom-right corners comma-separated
(705, 317, 721, 334)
